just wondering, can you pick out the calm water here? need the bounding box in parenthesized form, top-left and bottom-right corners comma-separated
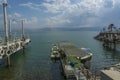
(0, 31, 120, 80)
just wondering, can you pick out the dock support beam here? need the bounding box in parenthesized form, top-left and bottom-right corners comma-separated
(7, 55, 10, 67)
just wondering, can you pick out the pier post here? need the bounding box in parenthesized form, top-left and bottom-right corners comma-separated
(3, 0, 9, 45)
(21, 20, 25, 41)
(7, 55, 10, 66)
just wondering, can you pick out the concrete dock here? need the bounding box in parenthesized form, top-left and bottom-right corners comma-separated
(101, 63, 120, 80)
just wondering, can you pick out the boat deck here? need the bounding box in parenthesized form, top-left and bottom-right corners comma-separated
(59, 42, 92, 80)
(59, 42, 88, 58)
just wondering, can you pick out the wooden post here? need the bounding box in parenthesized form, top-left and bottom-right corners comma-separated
(7, 55, 10, 66)
(3, 0, 9, 45)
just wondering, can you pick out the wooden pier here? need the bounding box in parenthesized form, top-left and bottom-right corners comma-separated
(59, 42, 93, 80)
(94, 24, 120, 49)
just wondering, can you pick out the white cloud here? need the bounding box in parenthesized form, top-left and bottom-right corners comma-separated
(112, 0, 120, 6)
(41, 0, 105, 27)
(46, 15, 70, 27)
(42, 0, 71, 13)
(42, 0, 105, 14)
(14, 12, 21, 17)
(19, 2, 41, 11)
(8, 12, 22, 18)
(25, 17, 38, 24)
(41, 0, 120, 28)
(1, 0, 120, 29)
(7, 13, 38, 25)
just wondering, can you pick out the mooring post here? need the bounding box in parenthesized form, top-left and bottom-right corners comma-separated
(113, 35, 116, 50)
(7, 55, 10, 66)
(113, 42, 116, 50)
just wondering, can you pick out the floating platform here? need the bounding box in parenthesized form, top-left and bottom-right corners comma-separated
(59, 42, 92, 62)
(59, 42, 93, 80)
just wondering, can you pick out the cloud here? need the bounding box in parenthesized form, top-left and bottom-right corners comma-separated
(0, 0, 2, 6)
(25, 17, 38, 24)
(1, 10, 39, 28)
(42, 0, 105, 14)
(42, 0, 71, 13)
(40, 0, 120, 28)
(46, 15, 70, 27)
(1, 0, 120, 29)
(112, 0, 120, 7)
(8, 12, 22, 21)
(19, 2, 41, 11)
(13, 12, 21, 17)
(41, 0, 105, 27)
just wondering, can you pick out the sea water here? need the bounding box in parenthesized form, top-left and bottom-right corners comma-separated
(0, 31, 120, 80)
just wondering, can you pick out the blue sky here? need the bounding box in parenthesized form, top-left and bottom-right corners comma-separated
(0, 0, 120, 29)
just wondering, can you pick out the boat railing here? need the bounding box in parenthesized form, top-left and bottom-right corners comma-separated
(79, 66, 93, 80)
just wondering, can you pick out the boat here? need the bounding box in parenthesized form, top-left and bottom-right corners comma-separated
(0, 0, 31, 66)
(80, 48, 93, 62)
(60, 56, 87, 80)
(59, 42, 93, 80)
(50, 44, 60, 59)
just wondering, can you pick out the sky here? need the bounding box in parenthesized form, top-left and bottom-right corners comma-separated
(0, 0, 120, 29)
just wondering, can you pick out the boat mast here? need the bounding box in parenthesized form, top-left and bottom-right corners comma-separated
(21, 20, 25, 41)
(8, 19, 11, 40)
(3, 0, 9, 45)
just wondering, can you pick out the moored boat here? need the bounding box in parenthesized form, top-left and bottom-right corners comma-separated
(80, 48, 93, 62)
(0, 0, 31, 66)
(51, 44, 60, 59)
(59, 42, 93, 80)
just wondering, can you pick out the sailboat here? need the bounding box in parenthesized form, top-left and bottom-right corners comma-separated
(0, 0, 31, 66)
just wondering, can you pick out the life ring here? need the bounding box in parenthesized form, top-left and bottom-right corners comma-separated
(0, 49, 4, 55)
(9, 46, 12, 50)
(6, 50, 11, 55)
(1, 47, 7, 56)
(15, 43, 19, 49)
(9, 46, 13, 52)
(2, 47, 7, 50)
(21, 42, 25, 47)
(10, 45, 14, 52)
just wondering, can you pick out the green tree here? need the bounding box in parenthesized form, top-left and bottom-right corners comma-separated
(108, 24, 116, 31)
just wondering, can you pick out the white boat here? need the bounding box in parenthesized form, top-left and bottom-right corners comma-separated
(0, 0, 31, 66)
(80, 48, 93, 61)
(51, 44, 60, 59)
